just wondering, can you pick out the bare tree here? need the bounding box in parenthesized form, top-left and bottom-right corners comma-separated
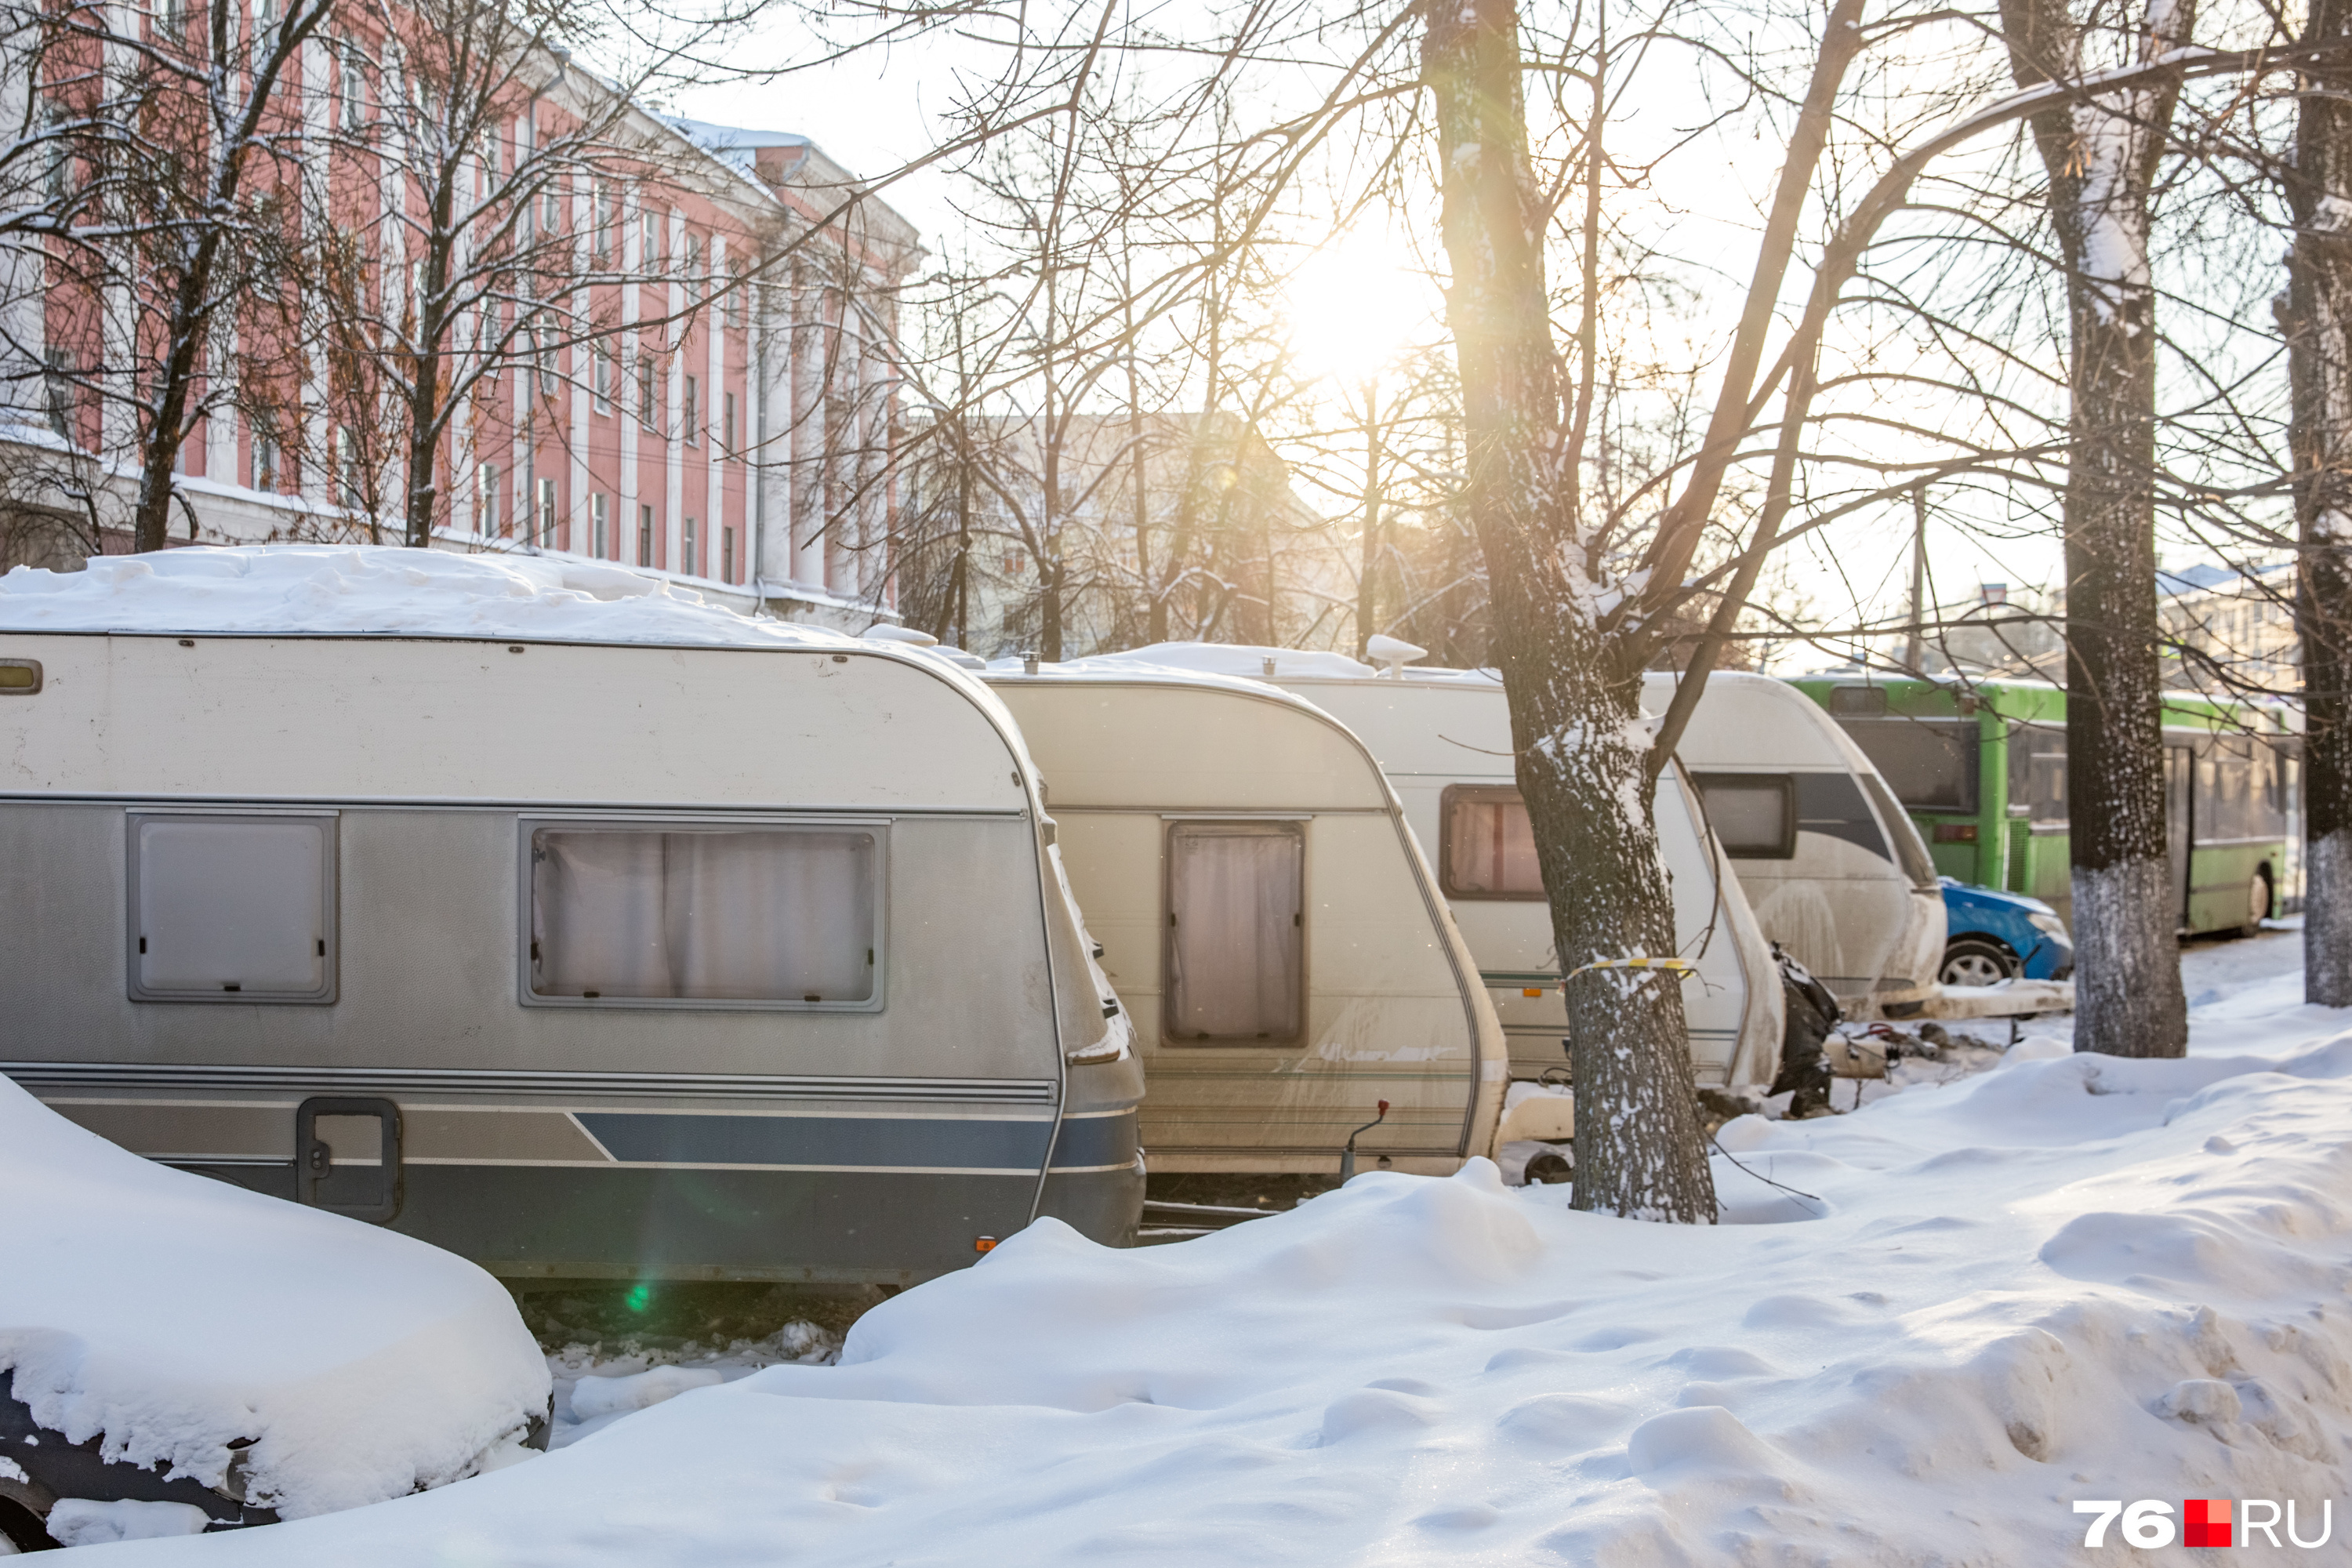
(2281, 0, 2352, 1005)
(1998, 0, 2195, 1058)
(5, 0, 340, 552)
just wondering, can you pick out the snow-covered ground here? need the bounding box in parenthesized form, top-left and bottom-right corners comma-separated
(93, 931, 2352, 1561)
(0, 1077, 550, 1532)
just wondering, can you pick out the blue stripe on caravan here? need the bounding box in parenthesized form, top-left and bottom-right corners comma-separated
(575, 1113, 1054, 1170)
(1051, 1112, 1138, 1170)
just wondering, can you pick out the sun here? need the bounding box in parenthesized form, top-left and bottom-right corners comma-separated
(1282, 235, 1438, 387)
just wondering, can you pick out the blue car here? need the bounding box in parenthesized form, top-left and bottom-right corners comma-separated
(1938, 877, 2074, 986)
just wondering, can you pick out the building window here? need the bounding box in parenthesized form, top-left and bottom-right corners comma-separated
(337, 42, 366, 132)
(536, 477, 557, 546)
(590, 493, 608, 558)
(592, 342, 612, 413)
(592, 181, 614, 264)
(638, 504, 654, 567)
(683, 376, 698, 446)
(252, 430, 278, 492)
(684, 234, 702, 303)
(523, 822, 883, 1010)
(723, 391, 736, 456)
(1163, 821, 1303, 1044)
(128, 813, 337, 1004)
(637, 354, 656, 426)
(540, 186, 561, 234)
(721, 525, 735, 584)
(724, 263, 742, 328)
(1438, 786, 1544, 900)
(639, 209, 659, 267)
(42, 348, 71, 437)
(334, 427, 363, 511)
(477, 461, 499, 535)
(681, 515, 698, 576)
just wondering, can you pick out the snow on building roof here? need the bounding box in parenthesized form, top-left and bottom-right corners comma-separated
(0, 546, 862, 648)
(0, 1075, 547, 1521)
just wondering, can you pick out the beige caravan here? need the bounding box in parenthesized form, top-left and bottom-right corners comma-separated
(0, 548, 1140, 1286)
(1641, 670, 1947, 1018)
(983, 663, 1506, 1176)
(1085, 644, 1784, 1094)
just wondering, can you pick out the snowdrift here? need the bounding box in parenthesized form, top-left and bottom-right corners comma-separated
(0, 1076, 550, 1520)
(106, 964, 2352, 1563)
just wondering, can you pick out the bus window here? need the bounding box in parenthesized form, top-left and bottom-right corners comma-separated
(1835, 718, 1980, 813)
(2008, 724, 2067, 825)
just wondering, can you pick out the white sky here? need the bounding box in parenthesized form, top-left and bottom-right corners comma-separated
(673, 15, 2258, 653)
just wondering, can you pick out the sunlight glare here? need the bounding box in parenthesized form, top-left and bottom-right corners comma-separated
(1283, 239, 1436, 386)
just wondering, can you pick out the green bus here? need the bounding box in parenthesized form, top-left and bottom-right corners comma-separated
(1783, 672, 2293, 939)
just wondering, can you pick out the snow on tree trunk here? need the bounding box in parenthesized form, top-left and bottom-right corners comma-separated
(2283, 0, 2352, 1007)
(1422, 0, 1714, 1222)
(2000, 0, 2191, 1058)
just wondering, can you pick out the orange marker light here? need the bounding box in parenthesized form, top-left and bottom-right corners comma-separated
(1522, 987, 1544, 997)
(974, 1236, 997, 1253)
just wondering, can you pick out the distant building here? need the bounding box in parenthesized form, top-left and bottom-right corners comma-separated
(0, 26, 915, 633)
(2158, 559, 2298, 692)
(898, 409, 1348, 658)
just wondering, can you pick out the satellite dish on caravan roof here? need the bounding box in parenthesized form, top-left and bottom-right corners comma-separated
(1364, 633, 1427, 678)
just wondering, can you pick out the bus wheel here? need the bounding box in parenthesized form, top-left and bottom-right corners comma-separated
(2242, 869, 2273, 938)
(1939, 937, 2017, 988)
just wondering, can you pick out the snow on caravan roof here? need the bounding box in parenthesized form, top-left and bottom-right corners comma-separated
(0, 1075, 548, 1522)
(1078, 642, 1506, 687)
(0, 546, 859, 648)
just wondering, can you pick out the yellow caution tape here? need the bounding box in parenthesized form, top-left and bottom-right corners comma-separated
(1560, 956, 1699, 987)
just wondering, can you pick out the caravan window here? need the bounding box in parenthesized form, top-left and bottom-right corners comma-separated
(1693, 774, 1796, 858)
(525, 822, 882, 1009)
(1439, 786, 1544, 899)
(128, 814, 336, 1002)
(1164, 822, 1303, 1044)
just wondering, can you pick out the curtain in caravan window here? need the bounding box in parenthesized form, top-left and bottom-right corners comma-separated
(665, 831, 874, 1000)
(1443, 787, 1543, 896)
(533, 831, 673, 997)
(532, 826, 877, 1003)
(1166, 823, 1302, 1041)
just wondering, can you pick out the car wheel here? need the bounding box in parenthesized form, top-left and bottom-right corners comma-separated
(0, 1493, 56, 1553)
(1939, 936, 2018, 988)
(2241, 869, 2273, 938)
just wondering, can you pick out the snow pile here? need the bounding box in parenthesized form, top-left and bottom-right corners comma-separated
(0, 546, 858, 648)
(0, 1076, 550, 1520)
(106, 951, 2352, 1563)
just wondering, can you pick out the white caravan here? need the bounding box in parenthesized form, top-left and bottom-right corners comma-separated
(1087, 645, 1784, 1097)
(984, 662, 1507, 1176)
(1639, 670, 1947, 1018)
(0, 548, 1139, 1286)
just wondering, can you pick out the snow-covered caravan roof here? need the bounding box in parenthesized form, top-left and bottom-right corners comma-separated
(0, 548, 1037, 811)
(0, 1074, 546, 1522)
(983, 654, 1396, 811)
(1644, 670, 1884, 774)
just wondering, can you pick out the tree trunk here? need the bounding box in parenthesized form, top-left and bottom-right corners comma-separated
(1422, 0, 1714, 1221)
(2285, 0, 2352, 1006)
(1999, 0, 2190, 1057)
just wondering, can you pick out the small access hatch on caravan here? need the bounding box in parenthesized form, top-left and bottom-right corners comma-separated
(128, 814, 336, 1002)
